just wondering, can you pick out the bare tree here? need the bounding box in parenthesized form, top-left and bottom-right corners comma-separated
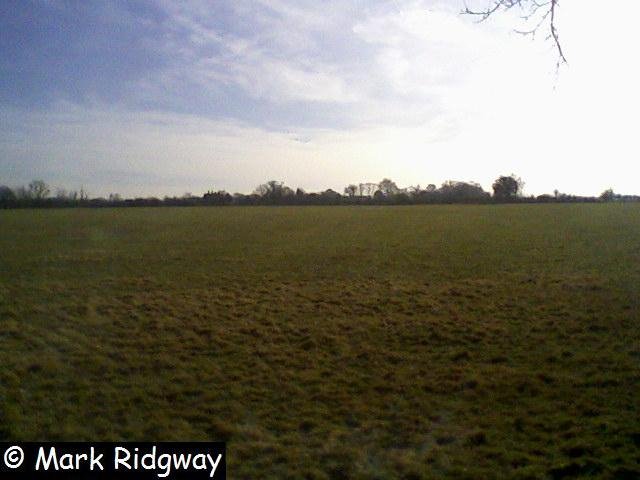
(253, 180, 294, 201)
(344, 184, 358, 197)
(28, 180, 50, 200)
(408, 185, 422, 196)
(378, 178, 400, 196)
(358, 183, 379, 197)
(463, 0, 566, 66)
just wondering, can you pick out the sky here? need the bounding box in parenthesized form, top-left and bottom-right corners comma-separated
(1, 0, 639, 197)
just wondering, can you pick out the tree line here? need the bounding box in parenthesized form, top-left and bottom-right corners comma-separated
(0, 176, 636, 209)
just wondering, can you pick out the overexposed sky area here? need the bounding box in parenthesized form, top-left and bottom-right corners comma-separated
(1, 0, 638, 197)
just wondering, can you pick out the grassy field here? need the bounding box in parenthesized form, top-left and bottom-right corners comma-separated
(1, 204, 639, 479)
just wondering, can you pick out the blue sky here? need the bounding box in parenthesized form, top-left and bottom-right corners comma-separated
(1, 0, 639, 196)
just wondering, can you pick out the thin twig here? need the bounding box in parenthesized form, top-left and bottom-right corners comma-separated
(462, 0, 567, 65)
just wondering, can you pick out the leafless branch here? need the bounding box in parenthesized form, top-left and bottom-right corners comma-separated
(462, 0, 567, 65)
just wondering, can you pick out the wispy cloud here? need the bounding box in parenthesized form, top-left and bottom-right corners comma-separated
(125, 0, 506, 130)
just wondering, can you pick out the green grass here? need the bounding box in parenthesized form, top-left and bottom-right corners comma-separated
(1, 204, 639, 479)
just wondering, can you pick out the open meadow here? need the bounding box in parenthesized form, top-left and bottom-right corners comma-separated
(0, 204, 639, 479)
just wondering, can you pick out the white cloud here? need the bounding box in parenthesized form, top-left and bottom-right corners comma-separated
(148, 0, 493, 123)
